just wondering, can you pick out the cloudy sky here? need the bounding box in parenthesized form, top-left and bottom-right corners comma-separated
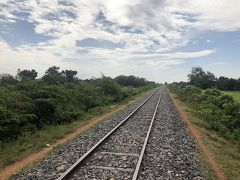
(0, 0, 239, 82)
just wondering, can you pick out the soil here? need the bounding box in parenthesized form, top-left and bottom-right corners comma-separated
(168, 91, 226, 180)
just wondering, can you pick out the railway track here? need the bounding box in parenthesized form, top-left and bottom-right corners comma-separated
(16, 86, 204, 179)
(57, 86, 163, 180)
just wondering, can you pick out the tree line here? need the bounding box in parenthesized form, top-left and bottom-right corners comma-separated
(186, 66, 240, 90)
(0, 66, 155, 87)
(0, 66, 156, 142)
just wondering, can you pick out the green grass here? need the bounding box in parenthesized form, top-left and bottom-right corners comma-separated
(201, 130, 240, 180)
(172, 94, 240, 180)
(223, 91, 240, 102)
(0, 90, 148, 172)
(0, 122, 83, 169)
(191, 114, 240, 180)
(196, 149, 217, 180)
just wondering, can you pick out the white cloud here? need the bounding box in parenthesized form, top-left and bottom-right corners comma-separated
(0, 0, 239, 81)
(174, 0, 240, 32)
(211, 62, 226, 65)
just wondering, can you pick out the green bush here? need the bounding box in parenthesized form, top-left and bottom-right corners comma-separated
(0, 72, 154, 142)
(57, 111, 84, 124)
(115, 75, 148, 87)
(34, 98, 56, 126)
(169, 84, 240, 141)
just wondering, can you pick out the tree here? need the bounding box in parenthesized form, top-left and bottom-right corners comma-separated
(0, 73, 18, 85)
(64, 70, 77, 82)
(115, 75, 147, 87)
(45, 66, 61, 76)
(97, 75, 121, 96)
(226, 78, 238, 90)
(206, 71, 216, 87)
(42, 66, 78, 84)
(17, 69, 38, 80)
(42, 66, 64, 84)
(188, 67, 216, 89)
(217, 76, 240, 91)
(217, 76, 229, 90)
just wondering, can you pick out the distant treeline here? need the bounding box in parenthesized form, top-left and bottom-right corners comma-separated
(172, 66, 240, 90)
(0, 66, 155, 87)
(0, 66, 156, 142)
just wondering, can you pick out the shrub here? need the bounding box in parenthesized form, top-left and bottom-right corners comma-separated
(56, 111, 84, 124)
(169, 84, 240, 141)
(34, 98, 56, 126)
(0, 105, 20, 141)
(0, 71, 154, 142)
(0, 74, 18, 85)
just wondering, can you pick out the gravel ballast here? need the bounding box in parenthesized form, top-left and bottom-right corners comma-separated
(16, 87, 204, 180)
(16, 89, 156, 180)
(70, 88, 161, 179)
(139, 89, 204, 179)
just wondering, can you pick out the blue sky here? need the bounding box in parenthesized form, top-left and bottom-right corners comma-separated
(0, 0, 239, 82)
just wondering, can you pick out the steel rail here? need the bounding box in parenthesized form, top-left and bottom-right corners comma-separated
(132, 86, 164, 180)
(57, 87, 161, 180)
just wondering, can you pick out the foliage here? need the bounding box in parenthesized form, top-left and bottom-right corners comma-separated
(42, 66, 79, 84)
(115, 75, 155, 87)
(188, 66, 216, 89)
(187, 66, 240, 90)
(0, 74, 18, 85)
(42, 66, 65, 84)
(217, 76, 240, 91)
(0, 67, 156, 142)
(17, 69, 38, 80)
(95, 75, 121, 96)
(169, 84, 240, 141)
(64, 70, 77, 82)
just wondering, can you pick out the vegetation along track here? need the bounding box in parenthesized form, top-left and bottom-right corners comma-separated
(16, 86, 204, 179)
